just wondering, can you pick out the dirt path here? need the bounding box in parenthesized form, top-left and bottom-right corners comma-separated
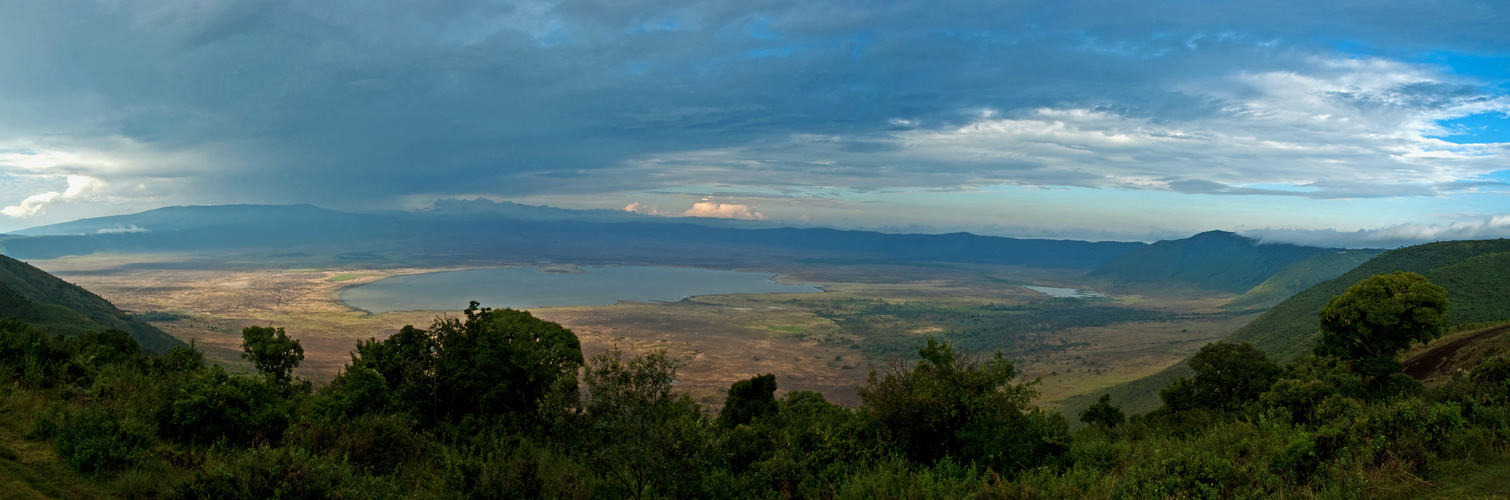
(1402, 324, 1510, 380)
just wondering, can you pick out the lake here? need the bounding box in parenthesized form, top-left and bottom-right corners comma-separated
(340, 266, 823, 314)
(1023, 286, 1108, 299)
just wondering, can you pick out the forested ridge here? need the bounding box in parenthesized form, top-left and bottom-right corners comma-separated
(3, 273, 1510, 498)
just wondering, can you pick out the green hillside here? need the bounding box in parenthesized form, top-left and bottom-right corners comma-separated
(1220, 249, 1383, 311)
(1226, 238, 1510, 362)
(1087, 230, 1339, 294)
(0, 253, 182, 353)
(1069, 238, 1510, 415)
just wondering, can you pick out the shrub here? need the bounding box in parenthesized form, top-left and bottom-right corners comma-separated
(160, 366, 290, 446)
(859, 337, 1058, 470)
(1161, 342, 1279, 413)
(719, 374, 778, 428)
(293, 413, 434, 475)
(169, 447, 398, 500)
(1080, 394, 1125, 428)
(317, 365, 392, 419)
(56, 407, 153, 475)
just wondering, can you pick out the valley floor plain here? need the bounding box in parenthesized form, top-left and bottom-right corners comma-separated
(32, 252, 1245, 409)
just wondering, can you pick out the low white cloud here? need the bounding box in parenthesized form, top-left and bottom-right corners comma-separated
(2, 176, 104, 218)
(96, 224, 151, 234)
(624, 201, 668, 216)
(1245, 214, 1510, 248)
(681, 202, 767, 220)
(626, 200, 769, 220)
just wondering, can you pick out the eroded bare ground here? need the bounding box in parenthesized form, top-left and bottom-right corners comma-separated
(33, 253, 1246, 410)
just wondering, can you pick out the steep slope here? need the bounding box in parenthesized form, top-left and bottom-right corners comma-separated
(1221, 249, 1383, 311)
(1401, 322, 1510, 386)
(0, 254, 181, 353)
(1067, 238, 1510, 415)
(1225, 239, 1510, 362)
(1086, 231, 1341, 294)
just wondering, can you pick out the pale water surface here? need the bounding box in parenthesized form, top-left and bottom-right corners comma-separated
(341, 266, 822, 314)
(1022, 286, 1107, 299)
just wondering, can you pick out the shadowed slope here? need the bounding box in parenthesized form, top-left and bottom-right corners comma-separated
(0, 253, 182, 353)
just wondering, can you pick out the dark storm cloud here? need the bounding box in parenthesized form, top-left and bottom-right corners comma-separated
(0, 0, 1507, 219)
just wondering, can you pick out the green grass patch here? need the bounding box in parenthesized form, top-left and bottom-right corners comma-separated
(766, 325, 805, 335)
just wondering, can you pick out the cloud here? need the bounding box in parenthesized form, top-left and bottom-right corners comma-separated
(95, 224, 151, 234)
(624, 201, 668, 216)
(619, 59, 1510, 199)
(1, 1, 1509, 234)
(681, 202, 767, 220)
(1245, 214, 1510, 248)
(2, 176, 103, 218)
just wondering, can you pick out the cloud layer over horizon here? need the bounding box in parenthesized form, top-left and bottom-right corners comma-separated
(0, 0, 1507, 245)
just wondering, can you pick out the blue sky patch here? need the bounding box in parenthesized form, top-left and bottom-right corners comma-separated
(1433, 112, 1510, 144)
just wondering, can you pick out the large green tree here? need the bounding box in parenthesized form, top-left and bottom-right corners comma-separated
(337, 301, 583, 427)
(859, 337, 1065, 471)
(580, 348, 713, 500)
(718, 374, 778, 428)
(1080, 394, 1125, 428)
(240, 326, 304, 384)
(1161, 341, 1281, 412)
(1314, 271, 1449, 375)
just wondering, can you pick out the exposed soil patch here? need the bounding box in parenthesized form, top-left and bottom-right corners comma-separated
(1403, 324, 1510, 384)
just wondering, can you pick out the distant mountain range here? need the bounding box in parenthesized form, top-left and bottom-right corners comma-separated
(0, 254, 181, 353)
(1, 203, 1148, 270)
(1086, 230, 1357, 294)
(3, 204, 1394, 303)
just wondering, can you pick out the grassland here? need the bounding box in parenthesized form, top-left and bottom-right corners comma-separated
(32, 253, 1250, 410)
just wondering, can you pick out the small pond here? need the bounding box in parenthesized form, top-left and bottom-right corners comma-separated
(341, 266, 822, 314)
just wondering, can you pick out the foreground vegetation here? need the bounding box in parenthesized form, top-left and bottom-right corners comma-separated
(3, 274, 1510, 499)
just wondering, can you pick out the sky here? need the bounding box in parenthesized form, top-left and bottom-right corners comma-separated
(0, 0, 1508, 247)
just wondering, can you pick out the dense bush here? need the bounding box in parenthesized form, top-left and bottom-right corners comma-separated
(169, 446, 398, 500)
(55, 407, 153, 475)
(343, 302, 583, 428)
(159, 366, 291, 447)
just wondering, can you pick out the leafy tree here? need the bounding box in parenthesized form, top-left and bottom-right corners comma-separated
(157, 341, 207, 374)
(1259, 355, 1363, 424)
(1315, 271, 1449, 376)
(316, 364, 392, 419)
(431, 302, 583, 424)
(1160, 341, 1279, 412)
(859, 337, 1064, 471)
(56, 408, 153, 475)
(240, 326, 304, 384)
(1080, 394, 1125, 428)
(580, 348, 713, 500)
(345, 301, 583, 427)
(721, 390, 876, 496)
(718, 373, 778, 428)
(77, 329, 147, 367)
(346, 324, 437, 420)
(161, 366, 291, 446)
